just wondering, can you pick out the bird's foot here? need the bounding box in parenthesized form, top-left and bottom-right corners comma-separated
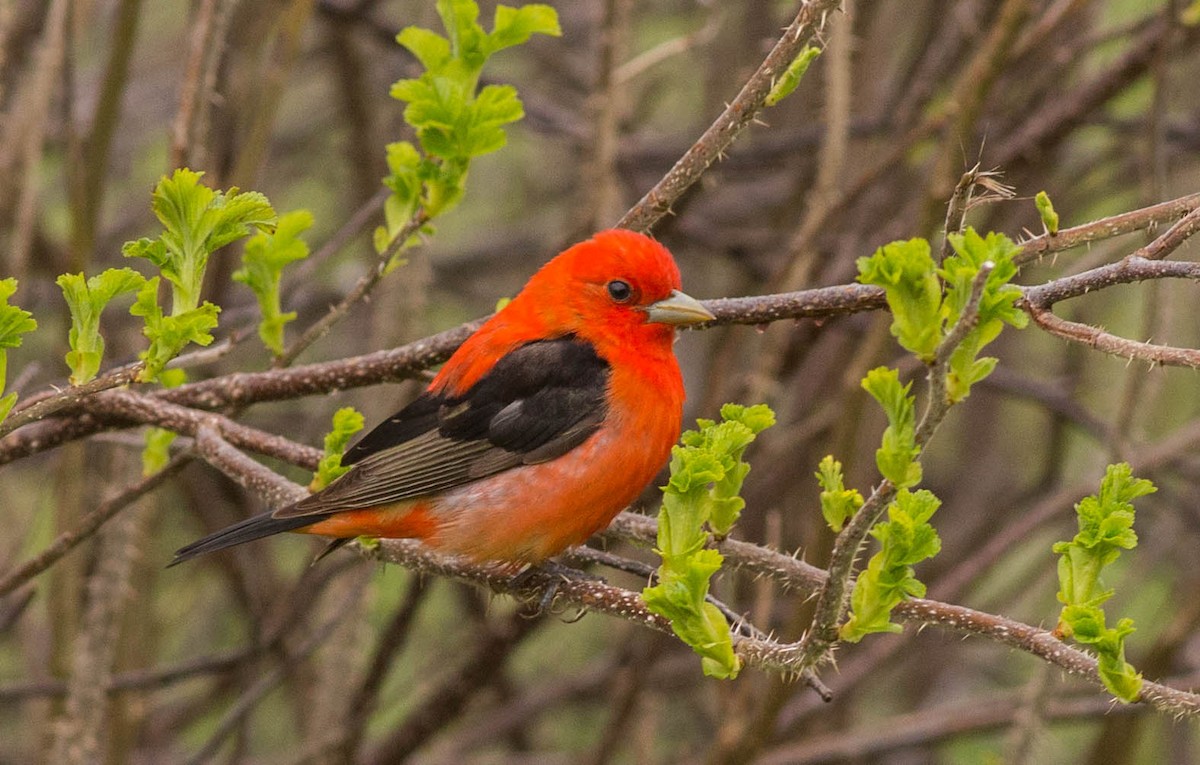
(507, 560, 604, 619)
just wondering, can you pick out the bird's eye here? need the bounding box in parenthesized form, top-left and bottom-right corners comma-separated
(606, 279, 633, 303)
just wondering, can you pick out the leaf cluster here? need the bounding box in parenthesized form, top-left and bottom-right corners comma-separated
(56, 268, 145, 385)
(840, 489, 942, 642)
(379, 0, 560, 251)
(1053, 463, 1153, 701)
(123, 169, 277, 382)
(233, 210, 314, 356)
(815, 455, 863, 533)
(642, 404, 775, 679)
(856, 228, 1027, 402)
(123, 168, 275, 313)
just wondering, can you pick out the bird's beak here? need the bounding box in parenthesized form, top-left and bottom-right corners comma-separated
(644, 290, 714, 326)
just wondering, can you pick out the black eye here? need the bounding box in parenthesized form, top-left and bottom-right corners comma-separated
(606, 279, 633, 303)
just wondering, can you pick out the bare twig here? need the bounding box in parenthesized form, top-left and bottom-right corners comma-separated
(1026, 304, 1200, 368)
(275, 209, 431, 366)
(1016, 191, 1200, 265)
(616, 0, 845, 232)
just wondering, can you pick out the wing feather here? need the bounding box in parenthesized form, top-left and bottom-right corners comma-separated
(274, 337, 609, 520)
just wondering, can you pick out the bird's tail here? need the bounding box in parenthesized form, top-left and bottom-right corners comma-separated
(169, 511, 315, 567)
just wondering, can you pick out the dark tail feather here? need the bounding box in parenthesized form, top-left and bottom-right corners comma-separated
(169, 511, 316, 567)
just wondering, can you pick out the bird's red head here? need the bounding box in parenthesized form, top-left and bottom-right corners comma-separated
(435, 230, 712, 393)
(521, 230, 712, 351)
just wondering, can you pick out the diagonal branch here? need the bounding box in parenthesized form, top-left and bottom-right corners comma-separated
(616, 0, 845, 232)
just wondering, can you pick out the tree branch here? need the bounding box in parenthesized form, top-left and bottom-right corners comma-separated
(616, 0, 845, 232)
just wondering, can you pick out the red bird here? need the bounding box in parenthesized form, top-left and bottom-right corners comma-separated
(172, 229, 712, 566)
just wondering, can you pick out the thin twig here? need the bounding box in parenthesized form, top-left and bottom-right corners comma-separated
(616, 0, 844, 232)
(1016, 191, 1200, 265)
(1026, 304, 1200, 368)
(276, 209, 430, 366)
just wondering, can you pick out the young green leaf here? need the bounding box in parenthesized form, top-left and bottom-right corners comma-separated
(0, 278, 37, 423)
(765, 45, 821, 106)
(1052, 463, 1152, 702)
(940, 228, 1028, 402)
(56, 268, 146, 385)
(311, 407, 366, 492)
(860, 367, 921, 488)
(142, 427, 177, 476)
(130, 277, 221, 383)
(1054, 463, 1151, 610)
(816, 455, 863, 532)
(123, 168, 275, 313)
(488, 4, 561, 53)
(840, 489, 942, 642)
(378, 1, 559, 251)
(857, 238, 942, 361)
(233, 210, 313, 355)
(1060, 605, 1142, 701)
(1035, 190, 1060, 234)
(643, 403, 775, 679)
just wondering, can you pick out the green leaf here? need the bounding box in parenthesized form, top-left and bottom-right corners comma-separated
(233, 209, 313, 355)
(860, 367, 921, 488)
(1035, 190, 1060, 234)
(123, 168, 276, 313)
(940, 228, 1027, 402)
(311, 407, 366, 492)
(1053, 464, 1151, 702)
(56, 268, 146, 385)
(643, 549, 740, 679)
(130, 277, 221, 382)
(0, 278, 37, 423)
(1055, 463, 1151, 610)
(765, 45, 821, 106)
(816, 455, 864, 532)
(488, 4, 562, 54)
(643, 403, 774, 678)
(857, 238, 942, 361)
(142, 427, 177, 476)
(0, 278, 38, 351)
(840, 489, 941, 641)
(396, 26, 452, 70)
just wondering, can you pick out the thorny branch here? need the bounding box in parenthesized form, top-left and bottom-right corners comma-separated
(616, 0, 845, 232)
(178, 405, 1200, 716)
(791, 262, 995, 676)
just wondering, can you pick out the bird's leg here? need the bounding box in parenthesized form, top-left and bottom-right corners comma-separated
(506, 559, 605, 617)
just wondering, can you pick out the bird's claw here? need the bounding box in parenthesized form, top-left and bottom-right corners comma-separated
(507, 560, 603, 618)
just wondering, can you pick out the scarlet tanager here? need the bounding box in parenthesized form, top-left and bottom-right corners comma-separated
(172, 229, 713, 566)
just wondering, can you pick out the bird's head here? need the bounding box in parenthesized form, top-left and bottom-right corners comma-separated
(520, 229, 713, 353)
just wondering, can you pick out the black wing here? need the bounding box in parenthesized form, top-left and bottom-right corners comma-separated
(273, 337, 610, 519)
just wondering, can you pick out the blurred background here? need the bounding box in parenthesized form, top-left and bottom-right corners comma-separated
(1, 0, 1199, 763)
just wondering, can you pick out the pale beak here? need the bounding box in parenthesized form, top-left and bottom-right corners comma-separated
(644, 290, 714, 326)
